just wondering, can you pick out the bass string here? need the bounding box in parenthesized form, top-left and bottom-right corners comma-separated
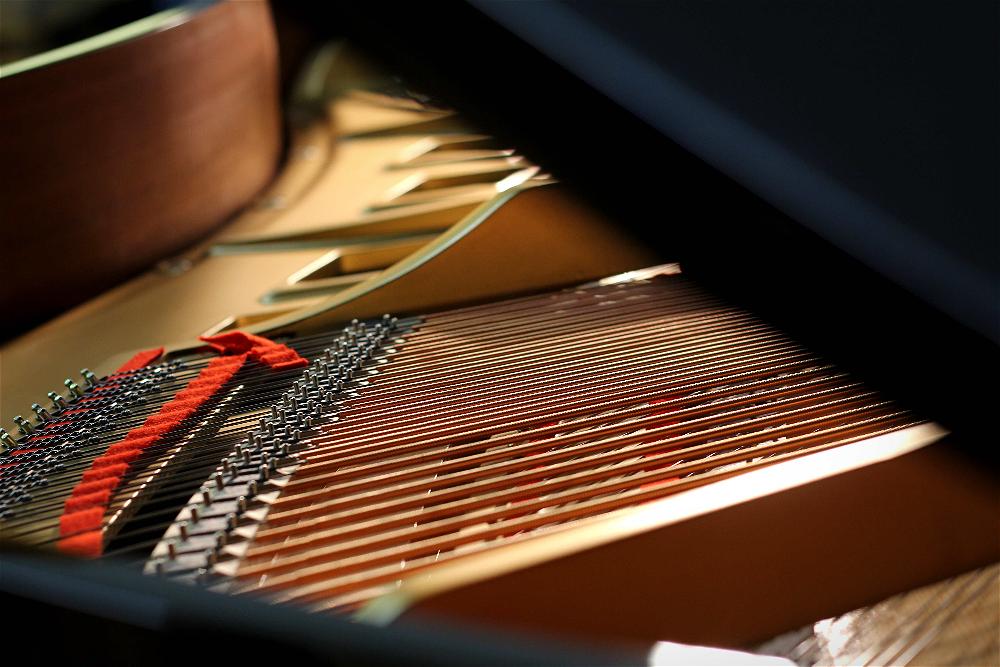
(255, 395, 902, 554)
(238, 418, 920, 609)
(266, 375, 865, 518)
(353, 291, 733, 379)
(290, 342, 821, 482)
(221, 297, 909, 598)
(261, 394, 902, 542)
(279, 357, 849, 506)
(338, 311, 781, 406)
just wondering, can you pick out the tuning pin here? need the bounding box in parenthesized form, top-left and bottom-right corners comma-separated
(225, 513, 238, 531)
(64, 379, 82, 398)
(178, 521, 190, 540)
(0, 429, 15, 450)
(213, 472, 225, 490)
(80, 369, 98, 388)
(13, 416, 33, 435)
(167, 543, 177, 560)
(47, 391, 68, 410)
(31, 403, 50, 423)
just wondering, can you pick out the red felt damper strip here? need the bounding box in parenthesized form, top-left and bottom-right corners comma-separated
(60, 508, 104, 535)
(200, 331, 307, 370)
(82, 463, 128, 482)
(143, 409, 195, 427)
(159, 397, 209, 413)
(127, 424, 174, 439)
(58, 531, 103, 558)
(116, 347, 165, 373)
(178, 379, 226, 394)
(91, 450, 143, 467)
(71, 477, 121, 496)
(57, 332, 305, 557)
(174, 387, 221, 402)
(64, 490, 112, 512)
(199, 331, 275, 355)
(119, 435, 160, 450)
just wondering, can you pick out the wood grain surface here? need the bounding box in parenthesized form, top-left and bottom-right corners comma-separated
(0, 0, 281, 332)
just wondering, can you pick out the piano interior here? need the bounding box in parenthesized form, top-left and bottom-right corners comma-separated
(1, 2, 996, 665)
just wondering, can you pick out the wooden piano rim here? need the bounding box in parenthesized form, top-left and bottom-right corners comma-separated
(359, 422, 999, 648)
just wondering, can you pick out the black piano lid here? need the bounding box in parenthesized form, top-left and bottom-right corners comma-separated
(473, 0, 998, 342)
(325, 1, 998, 467)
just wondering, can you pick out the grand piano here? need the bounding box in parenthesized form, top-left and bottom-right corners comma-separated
(1, 2, 996, 664)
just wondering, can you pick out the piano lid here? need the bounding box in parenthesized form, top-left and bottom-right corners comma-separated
(472, 0, 999, 343)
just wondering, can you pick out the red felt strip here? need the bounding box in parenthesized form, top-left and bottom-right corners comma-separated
(159, 397, 207, 412)
(71, 477, 121, 496)
(120, 435, 160, 449)
(60, 508, 104, 535)
(91, 450, 143, 467)
(64, 490, 112, 512)
(143, 412, 183, 427)
(58, 531, 103, 558)
(82, 464, 128, 482)
(199, 331, 273, 355)
(127, 424, 174, 439)
(179, 379, 225, 393)
(58, 331, 304, 558)
(116, 347, 165, 373)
